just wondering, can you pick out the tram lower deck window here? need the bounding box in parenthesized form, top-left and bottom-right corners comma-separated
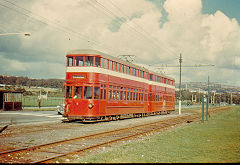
(84, 87, 92, 99)
(66, 86, 72, 98)
(74, 86, 82, 99)
(94, 87, 100, 99)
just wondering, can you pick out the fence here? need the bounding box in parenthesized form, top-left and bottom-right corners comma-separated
(23, 96, 65, 107)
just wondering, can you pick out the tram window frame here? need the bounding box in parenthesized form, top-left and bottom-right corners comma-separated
(83, 86, 93, 99)
(94, 87, 100, 99)
(132, 91, 136, 101)
(104, 59, 108, 69)
(75, 56, 83, 67)
(95, 57, 100, 67)
(108, 85, 112, 100)
(100, 58, 104, 68)
(67, 57, 73, 67)
(120, 91, 123, 100)
(112, 90, 116, 100)
(120, 64, 124, 73)
(74, 86, 83, 99)
(117, 63, 120, 72)
(66, 86, 72, 98)
(150, 74, 153, 81)
(113, 62, 116, 71)
(124, 65, 127, 73)
(149, 93, 153, 101)
(128, 66, 131, 75)
(100, 88, 104, 100)
(85, 56, 94, 66)
(109, 61, 113, 70)
(116, 91, 119, 100)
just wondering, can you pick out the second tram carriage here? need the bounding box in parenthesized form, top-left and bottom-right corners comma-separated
(63, 49, 175, 122)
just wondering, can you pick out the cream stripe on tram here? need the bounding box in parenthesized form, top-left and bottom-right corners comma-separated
(66, 67, 175, 90)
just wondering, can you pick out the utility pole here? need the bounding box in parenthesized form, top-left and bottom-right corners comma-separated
(206, 76, 210, 121)
(150, 56, 214, 115)
(179, 53, 182, 115)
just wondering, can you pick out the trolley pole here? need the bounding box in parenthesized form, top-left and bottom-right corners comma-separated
(202, 95, 205, 123)
(179, 53, 182, 115)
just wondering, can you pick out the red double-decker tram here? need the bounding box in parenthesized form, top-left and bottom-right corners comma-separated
(64, 49, 175, 122)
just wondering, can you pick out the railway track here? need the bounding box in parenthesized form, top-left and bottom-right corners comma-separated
(0, 106, 230, 163)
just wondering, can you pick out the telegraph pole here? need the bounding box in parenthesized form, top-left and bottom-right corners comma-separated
(206, 76, 210, 121)
(179, 53, 182, 115)
(150, 56, 214, 116)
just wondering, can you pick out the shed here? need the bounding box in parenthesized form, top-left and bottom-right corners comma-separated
(0, 90, 23, 111)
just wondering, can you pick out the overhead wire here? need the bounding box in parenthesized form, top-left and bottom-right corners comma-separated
(0, 0, 101, 48)
(106, 0, 178, 56)
(1, 0, 179, 60)
(87, 0, 157, 53)
(93, 0, 170, 54)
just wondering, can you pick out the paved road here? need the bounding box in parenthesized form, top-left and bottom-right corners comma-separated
(0, 105, 202, 126)
(0, 110, 65, 126)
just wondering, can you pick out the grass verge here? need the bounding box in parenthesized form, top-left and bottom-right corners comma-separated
(76, 106, 240, 163)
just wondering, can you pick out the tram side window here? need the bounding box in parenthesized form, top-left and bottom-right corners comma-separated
(149, 93, 153, 101)
(113, 62, 116, 71)
(66, 86, 72, 98)
(85, 56, 93, 66)
(128, 67, 131, 75)
(75, 56, 83, 66)
(150, 74, 153, 81)
(108, 86, 112, 100)
(67, 57, 73, 66)
(121, 64, 124, 73)
(95, 57, 100, 67)
(94, 87, 100, 99)
(104, 59, 108, 69)
(101, 58, 104, 68)
(74, 86, 82, 99)
(117, 63, 120, 72)
(109, 61, 112, 70)
(84, 87, 93, 99)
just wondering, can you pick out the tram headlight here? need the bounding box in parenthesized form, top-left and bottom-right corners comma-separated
(88, 103, 94, 109)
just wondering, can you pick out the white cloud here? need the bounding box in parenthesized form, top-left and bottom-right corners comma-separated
(0, 0, 239, 86)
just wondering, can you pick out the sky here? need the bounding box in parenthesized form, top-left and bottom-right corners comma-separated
(0, 0, 239, 87)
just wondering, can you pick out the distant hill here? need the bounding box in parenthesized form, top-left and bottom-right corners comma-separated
(175, 82, 240, 93)
(0, 75, 65, 88)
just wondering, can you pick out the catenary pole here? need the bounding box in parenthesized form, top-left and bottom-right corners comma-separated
(179, 53, 182, 115)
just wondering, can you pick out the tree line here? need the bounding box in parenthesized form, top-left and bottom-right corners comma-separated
(0, 75, 65, 88)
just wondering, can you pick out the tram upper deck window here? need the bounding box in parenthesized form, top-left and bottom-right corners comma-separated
(85, 56, 93, 66)
(75, 56, 83, 66)
(109, 61, 112, 70)
(101, 58, 104, 68)
(67, 57, 73, 66)
(113, 62, 116, 71)
(95, 57, 100, 67)
(104, 59, 108, 69)
(150, 74, 153, 81)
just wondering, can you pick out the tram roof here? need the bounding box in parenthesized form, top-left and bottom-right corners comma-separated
(67, 49, 174, 80)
